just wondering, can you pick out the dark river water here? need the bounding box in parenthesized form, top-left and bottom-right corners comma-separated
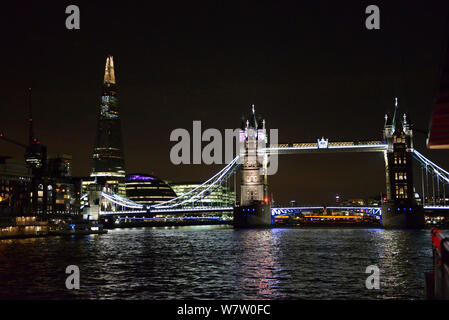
(0, 226, 435, 299)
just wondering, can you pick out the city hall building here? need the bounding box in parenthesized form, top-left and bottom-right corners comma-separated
(125, 174, 176, 205)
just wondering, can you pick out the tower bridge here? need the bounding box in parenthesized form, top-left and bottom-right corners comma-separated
(86, 99, 449, 229)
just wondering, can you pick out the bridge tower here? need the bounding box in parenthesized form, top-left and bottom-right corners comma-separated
(82, 182, 103, 221)
(233, 105, 271, 228)
(382, 98, 424, 228)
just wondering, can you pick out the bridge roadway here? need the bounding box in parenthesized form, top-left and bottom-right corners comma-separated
(100, 206, 234, 216)
(100, 205, 449, 218)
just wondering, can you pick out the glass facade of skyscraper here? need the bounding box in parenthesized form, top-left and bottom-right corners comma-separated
(91, 56, 126, 192)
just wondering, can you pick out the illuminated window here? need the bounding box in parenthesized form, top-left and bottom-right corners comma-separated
(396, 173, 405, 180)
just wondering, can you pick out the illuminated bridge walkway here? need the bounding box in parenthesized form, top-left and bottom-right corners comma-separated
(265, 139, 387, 154)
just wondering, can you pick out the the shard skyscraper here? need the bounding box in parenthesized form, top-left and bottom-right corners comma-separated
(91, 56, 126, 191)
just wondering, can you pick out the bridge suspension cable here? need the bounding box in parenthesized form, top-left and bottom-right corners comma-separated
(413, 150, 449, 185)
(101, 192, 144, 209)
(413, 149, 449, 206)
(99, 156, 241, 211)
(151, 156, 241, 208)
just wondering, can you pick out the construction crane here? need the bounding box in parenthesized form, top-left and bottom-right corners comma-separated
(0, 133, 28, 148)
(0, 88, 47, 175)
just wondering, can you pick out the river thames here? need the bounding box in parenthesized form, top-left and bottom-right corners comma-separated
(0, 226, 434, 299)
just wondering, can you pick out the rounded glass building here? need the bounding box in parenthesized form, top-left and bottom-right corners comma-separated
(125, 174, 176, 205)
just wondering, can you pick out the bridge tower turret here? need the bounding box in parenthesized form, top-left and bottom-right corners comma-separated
(233, 105, 271, 228)
(382, 98, 424, 228)
(240, 105, 268, 205)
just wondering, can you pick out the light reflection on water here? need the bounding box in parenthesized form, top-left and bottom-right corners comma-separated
(0, 226, 433, 299)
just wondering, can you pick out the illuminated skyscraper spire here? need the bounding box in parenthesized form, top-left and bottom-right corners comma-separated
(103, 55, 116, 85)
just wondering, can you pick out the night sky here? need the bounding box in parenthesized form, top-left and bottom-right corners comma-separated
(1, 1, 448, 205)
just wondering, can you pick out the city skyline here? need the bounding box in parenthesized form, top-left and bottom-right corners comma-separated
(1, 0, 449, 304)
(1, 1, 448, 204)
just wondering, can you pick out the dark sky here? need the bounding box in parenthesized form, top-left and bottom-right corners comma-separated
(1, 1, 448, 205)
